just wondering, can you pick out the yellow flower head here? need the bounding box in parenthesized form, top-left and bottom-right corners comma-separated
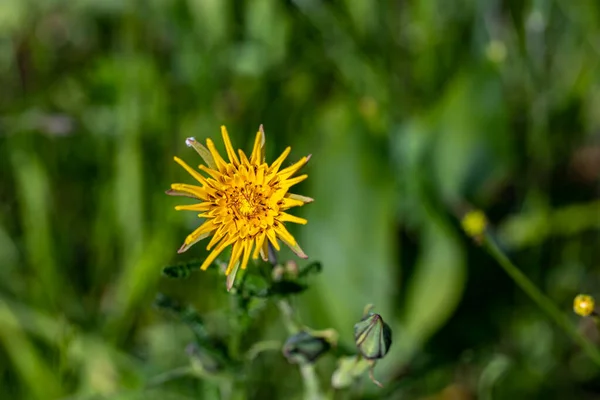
(573, 294, 595, 317)
(168, 125, 312, 276)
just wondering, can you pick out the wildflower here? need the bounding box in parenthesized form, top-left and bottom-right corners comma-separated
(574, 294, 595, 317)
(167, 125, 312, 277)
(461, 209, 488, 238)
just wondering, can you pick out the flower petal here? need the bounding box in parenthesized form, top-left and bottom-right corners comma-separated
(250, 127, 266, 165)
(284, 240, 308, 259)
(278, 212, 307, 225)
(175, 202, 213, 211)
(287, 193, 314, 204)
(199, 164, 224, 181)
(238, 149, 250, 165)
(273, 223, 297, 246)
(253, 232, 266, 260)
(226, 241, 244, 275)
(205, 138, 229, 172)
(221, 125, 240, 166)
(166, 183, 207, 199)
(281, 174, 308, 188)
(277, 156, 310, 180)
(268, 147, 291, 174)
(174, 157, 208, 185)
(206, 225, 228, 250)
(226, 260, 241, 292)
(280, 197, 305, 210)
(200, 237, 236, 270)
(185, 137, 217, 169)
(240, 240, 252, 270)
(178, 219, 217, 253)
(266, 228, 281, 251)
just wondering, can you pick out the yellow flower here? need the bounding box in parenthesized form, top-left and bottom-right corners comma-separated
(167, 125, 312, 275)
(573, 294, 595, 317)
(461, 210, 488, 238)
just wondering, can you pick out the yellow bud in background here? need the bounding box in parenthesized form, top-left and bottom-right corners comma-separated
(573, 294, 595, 317)
(461, 210, 488, 238)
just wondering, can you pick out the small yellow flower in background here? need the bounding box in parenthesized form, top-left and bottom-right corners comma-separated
(573, 294, 595, 317)
(461, 210, 488, 238)
(167, 125, 312, 277)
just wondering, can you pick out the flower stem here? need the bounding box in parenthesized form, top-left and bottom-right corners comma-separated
(277, 299, 323, 400)
(483, 235, 600, 366)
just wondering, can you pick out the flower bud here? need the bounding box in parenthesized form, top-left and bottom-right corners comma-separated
(354, 312, 392, 360)
(574, 294, 595, 317)
(284, 260, 299, 279)
(282, 331, 330, 364)
(461, 210, 488, 239)
(272, 265, 285, 281)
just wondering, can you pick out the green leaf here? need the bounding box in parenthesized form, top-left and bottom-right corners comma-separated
(162, 259, 202, 279)
(398, 220, 465, 359)
(298, 261, 323, 278)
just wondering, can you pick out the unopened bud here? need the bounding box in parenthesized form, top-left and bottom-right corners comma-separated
(272, 265, 285, 281)
(285, 260, 299, 279)
(354, 312, 392, 360)
(461, 210, 488, 239)
(282, 331, 330, 364)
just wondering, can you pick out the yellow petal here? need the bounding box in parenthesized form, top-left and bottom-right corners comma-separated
(238, 149, 250, 165)
(178, 220, 217, 253)
(221, 126, 240, 165)
(277, 155, 309, 180)
(260, 238, 269, 261)
(206, 225, 228, 250)
(253, 232, 266, 259)
(167, 183, 208, 200)
(177, 231, 211, 253)
(268, 147, 291, 174)
(240, 240, 252, 270)
(199, 164, 224, 181)
(174, 202, 213, 211)
(280, 197, 305, 210)
(266, 228, 280, 251)
(250, 127, 266, 165)
(273, 223, 297, 246)
(200, 237, 236, 270)
(282, 174, 307, 188)
(226, 241, 244, 275)
(206, 138, 229, 172)
(278, 212, 307, 225)
(174, 157, 208, 185)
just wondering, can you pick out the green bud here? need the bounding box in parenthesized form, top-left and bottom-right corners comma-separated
(353, 312, 392, 360)
(331, 355, 371, 389)
(282, 331, 330, 364)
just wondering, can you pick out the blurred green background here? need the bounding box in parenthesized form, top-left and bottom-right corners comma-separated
(1, 0, 600, 399)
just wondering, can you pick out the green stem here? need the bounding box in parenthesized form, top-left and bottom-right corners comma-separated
(277, 299, 323, 400)
(483, 235, 600, 366)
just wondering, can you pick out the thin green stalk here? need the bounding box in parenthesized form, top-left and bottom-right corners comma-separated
(277, 299, 323, 400)
(483, 235, 600, 366)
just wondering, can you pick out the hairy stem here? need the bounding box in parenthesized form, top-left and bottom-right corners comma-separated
(278, 299, 323, 400)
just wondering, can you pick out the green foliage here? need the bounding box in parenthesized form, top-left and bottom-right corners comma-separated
(1, 0, 600, 398)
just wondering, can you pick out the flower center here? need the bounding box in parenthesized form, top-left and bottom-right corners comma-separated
(227, 184, 267, 219)
(239, 197, 256, 216)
